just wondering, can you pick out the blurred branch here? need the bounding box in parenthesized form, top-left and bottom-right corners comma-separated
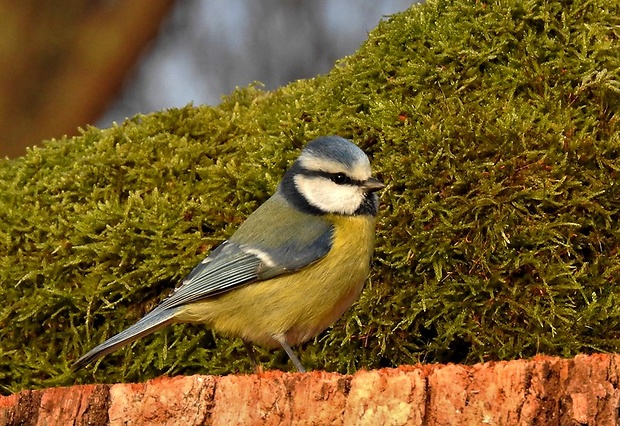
(0, 0, 176, 158)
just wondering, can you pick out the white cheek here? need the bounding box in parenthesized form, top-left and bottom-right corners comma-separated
(294, 175, 365, 215)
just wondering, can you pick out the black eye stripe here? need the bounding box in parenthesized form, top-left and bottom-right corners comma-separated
(300, 169, 365, 186)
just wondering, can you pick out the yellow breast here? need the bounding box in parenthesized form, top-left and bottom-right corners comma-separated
(176, 215, 377, 348)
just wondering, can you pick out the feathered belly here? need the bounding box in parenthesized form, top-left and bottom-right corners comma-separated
(176, 215, 376, 348)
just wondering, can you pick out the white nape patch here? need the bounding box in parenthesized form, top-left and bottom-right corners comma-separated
(298, 153, 371, 182)
(294, 174, 365, 215)
(242, 246, 276, 268)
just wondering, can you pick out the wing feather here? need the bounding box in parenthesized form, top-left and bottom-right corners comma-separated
(155, 224, 333, 310)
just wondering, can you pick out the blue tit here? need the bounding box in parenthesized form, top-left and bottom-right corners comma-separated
(73, 135, 384, 373)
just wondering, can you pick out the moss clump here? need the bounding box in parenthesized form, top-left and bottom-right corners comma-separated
(1, 0, 619, 393)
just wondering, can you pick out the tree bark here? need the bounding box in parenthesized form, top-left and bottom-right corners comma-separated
(1, 354, 619, 425)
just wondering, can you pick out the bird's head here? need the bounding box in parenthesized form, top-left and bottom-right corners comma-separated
(279, 136, 384, 216)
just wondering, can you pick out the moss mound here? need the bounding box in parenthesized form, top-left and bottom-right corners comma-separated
(1, 0, 619, 393)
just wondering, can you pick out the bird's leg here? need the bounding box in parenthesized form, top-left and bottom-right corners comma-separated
(274, 334, 306, 373)
(243, 340, 263, 374)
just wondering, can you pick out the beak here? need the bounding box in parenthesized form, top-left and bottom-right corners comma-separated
(362, 177, 385, 192)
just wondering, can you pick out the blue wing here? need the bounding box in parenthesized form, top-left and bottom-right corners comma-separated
(155, 218, 334, 311)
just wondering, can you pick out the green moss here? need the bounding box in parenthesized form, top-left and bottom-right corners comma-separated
(1, 0, 619, 393)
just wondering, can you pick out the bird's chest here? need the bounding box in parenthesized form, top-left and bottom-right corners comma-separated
(283, 215, 377, 342)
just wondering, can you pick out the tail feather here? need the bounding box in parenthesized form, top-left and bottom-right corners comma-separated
(72, 308, 177, 371)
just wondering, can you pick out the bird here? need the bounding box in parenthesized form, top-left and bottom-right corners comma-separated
(73, 135, 384, 373)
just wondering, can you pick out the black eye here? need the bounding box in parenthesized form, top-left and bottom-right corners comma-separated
(331, 173, 350, 185)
